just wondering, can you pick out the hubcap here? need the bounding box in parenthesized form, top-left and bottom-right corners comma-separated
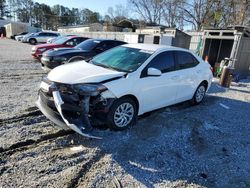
(195, 85, 206, 102)
(114, 102, 134, 128)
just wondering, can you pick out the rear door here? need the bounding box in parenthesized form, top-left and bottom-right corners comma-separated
(45, 33, 58, 42)
(174, 51, 200, 102)
(137, 51, 179, 113)
(36, 32, 46, 43)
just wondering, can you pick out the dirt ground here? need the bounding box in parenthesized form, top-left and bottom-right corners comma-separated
(0, 39, 250, 188)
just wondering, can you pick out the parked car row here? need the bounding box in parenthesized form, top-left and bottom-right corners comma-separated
(31, 36, 89, 60)
(34, 35, 213, 138)
(12, 31, 60, 44)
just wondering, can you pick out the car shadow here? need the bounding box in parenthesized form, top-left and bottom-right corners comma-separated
(60, 89, 250, 188)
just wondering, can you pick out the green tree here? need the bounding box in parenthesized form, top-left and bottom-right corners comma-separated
(128, 0, 164, 24)
(0, 0, 6, 18)
(81, 8, 100, 24)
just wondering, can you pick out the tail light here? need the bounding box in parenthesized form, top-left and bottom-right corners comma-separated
(210, 67, 214, 73)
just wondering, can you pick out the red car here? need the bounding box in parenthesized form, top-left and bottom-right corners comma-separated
(31, 36, 88, 60)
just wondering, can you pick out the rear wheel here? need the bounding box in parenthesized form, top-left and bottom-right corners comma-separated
(29, 38, 37, 45)
(191, 83, 207, 105)
(107, 97, 137, 131)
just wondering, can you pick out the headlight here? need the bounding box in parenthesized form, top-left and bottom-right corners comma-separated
(38, 48, 47, 52)
(32, 46, 36, 51)
(74, 84, 107, 96)
(40, 77, 54, 92)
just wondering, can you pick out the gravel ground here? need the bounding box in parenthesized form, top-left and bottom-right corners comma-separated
(0, 39, 250, 188)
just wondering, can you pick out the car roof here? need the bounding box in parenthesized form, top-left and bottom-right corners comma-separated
(87, 38, 125, 42)
(122, 43, 186, 53)
(67, 36, 87, 39)
(38, 31, 59, 34)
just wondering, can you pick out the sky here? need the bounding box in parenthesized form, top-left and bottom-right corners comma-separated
(34, 0, 128, 16)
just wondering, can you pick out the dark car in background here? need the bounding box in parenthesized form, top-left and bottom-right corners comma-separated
(31, 36, 88, 60)
(40, 39, 127, 69)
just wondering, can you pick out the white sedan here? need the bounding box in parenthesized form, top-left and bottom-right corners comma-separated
(36, 44, 213, 136)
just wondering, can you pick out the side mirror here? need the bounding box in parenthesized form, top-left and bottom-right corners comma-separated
(147, 68, 162, 76)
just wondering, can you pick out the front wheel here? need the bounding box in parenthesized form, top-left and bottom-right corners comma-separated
(107, 97, 137, 131)
(191, 83, 207, 105)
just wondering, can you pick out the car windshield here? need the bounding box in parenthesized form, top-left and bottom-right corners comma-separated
(91, 46, 153, 73)
(53, 37, 70, 44)
(75, 39, 100, 51)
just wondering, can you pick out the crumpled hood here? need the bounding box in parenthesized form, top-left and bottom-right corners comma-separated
(48, 61, 126, 84)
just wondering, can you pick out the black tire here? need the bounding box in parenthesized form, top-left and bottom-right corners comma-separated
(29, 38, 37, 45)
(190, 82, 207, 105)
(107, 97, 138, 131)
(68, 57, 84, 63)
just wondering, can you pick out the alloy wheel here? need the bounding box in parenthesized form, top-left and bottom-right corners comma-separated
(114, 102, 134, 128)
(195, 85, 206, 103)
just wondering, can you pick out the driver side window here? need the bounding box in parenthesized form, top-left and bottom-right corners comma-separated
(147, 51, 175, 73)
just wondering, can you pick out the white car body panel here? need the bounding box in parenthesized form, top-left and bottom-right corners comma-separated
(47, 44, 212, 116)
(103, 47, 212, 115)
(47, 61, 126, 84)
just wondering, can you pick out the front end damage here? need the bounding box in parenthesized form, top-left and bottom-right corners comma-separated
(36, 77, 116, 137)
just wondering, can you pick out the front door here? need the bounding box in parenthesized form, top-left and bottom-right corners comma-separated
(137, 51, 179, 113)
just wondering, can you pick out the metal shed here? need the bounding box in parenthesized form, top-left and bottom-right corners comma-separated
(202, 26, 250, 78)
(137, 27, 191, 49)
(4, 22, 41, 38)
(186, 31, 203, 52)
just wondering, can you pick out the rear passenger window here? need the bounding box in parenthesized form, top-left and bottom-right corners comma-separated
(39, 33, 46, 36)
(176, 51, 199, 69)
(50, 33, 58, 37)
(147, 51, 175, 73)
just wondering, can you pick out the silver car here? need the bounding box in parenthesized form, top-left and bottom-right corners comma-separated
(26, 32, 60, 45)
(21, 33, 36, 43)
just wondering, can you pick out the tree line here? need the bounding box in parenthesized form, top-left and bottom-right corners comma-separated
(0, 0, 249, 31)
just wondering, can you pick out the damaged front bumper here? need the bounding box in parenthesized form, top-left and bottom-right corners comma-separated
(36, 80, 116, 135)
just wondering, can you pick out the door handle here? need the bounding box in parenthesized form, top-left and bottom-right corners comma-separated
(196, 70, 202, 74)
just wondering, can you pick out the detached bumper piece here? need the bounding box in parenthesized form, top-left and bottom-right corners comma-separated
(36, 89, 102, 139)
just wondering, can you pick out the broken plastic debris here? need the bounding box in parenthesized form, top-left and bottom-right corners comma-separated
(219, 103, 230, 109)
(52, 91, 102, 139)
(204, 121, 219, 130)
(70, 145, 84, 152)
